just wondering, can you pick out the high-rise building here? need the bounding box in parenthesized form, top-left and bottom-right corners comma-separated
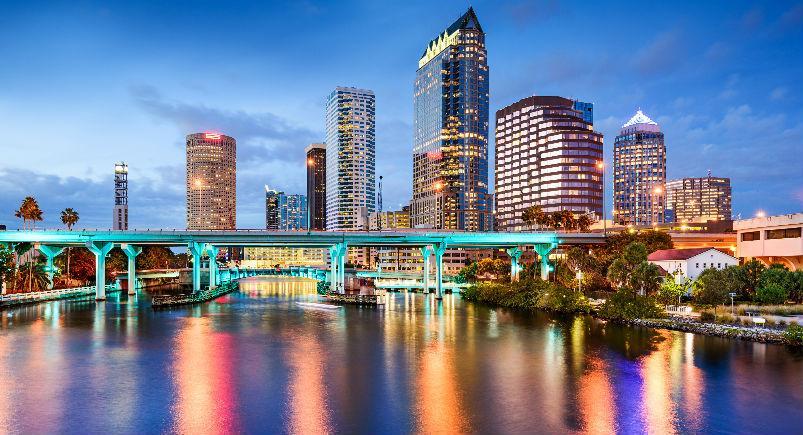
(265, 186, 308, 231)
(113, 162, 128, 230)
(305, 143, 326, 231)
(666, 174, 732, 223)
(614, 110, 666, 226)
(495, 96, 604, 231)
(411, 7, 492, 231)
(186, 132, 236, 230)
(368, 206, 412, 231)
(325, 87, 376, 231)
(265, 186, 281, 230)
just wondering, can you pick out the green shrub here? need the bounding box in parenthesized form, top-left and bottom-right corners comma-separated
(700, 311, 715, 322)
(755, 283, 789, 305)
(598, 290, 665, 320)
(462, 279, 589, 313)
(785, 324, 803, 345)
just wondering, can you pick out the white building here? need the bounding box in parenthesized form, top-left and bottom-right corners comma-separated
(735, 213, 803, 271)
(648, 247, 738, 280)
(325, 87, 376, 231)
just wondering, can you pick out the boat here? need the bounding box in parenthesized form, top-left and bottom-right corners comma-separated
(296, 301, 342, 310)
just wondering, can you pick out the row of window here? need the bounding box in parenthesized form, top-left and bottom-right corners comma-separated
(743, 228, 802, 241)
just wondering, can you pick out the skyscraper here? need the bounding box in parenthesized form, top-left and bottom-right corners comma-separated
(614, 110, 666, 226)
(113, 162, 128, 230)
(265, 186, 281, 230)
(412, 7, 492, 231)
(666, 174, 732, 223)
(266, 186, 308, 230)
(305, 143, 326, 230)
(325, 87, 376, 231)
(495, 96, 604, 231)
(186, 132, 236, 230)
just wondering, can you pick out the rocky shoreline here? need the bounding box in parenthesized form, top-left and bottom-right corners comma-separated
(610, 315, 793, 345)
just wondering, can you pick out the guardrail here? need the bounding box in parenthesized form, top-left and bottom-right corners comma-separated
(0, 284, 118, 308)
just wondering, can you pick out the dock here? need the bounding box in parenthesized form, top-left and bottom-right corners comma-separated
(324, 292, 383, 306)
(151, 281, 238, 308)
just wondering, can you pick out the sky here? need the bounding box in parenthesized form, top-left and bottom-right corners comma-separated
(1, 0, 801, 230)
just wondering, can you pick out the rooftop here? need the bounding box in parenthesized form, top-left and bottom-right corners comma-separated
(648, 247, 734, 261)
(622, 110, 658, 128)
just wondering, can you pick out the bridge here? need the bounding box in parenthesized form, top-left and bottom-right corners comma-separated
(0, 230, 603, 300)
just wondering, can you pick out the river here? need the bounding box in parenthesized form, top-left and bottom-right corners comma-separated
(1, 276, 801, 434)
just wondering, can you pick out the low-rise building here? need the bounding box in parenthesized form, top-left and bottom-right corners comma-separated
(648, 247, 738, 280)
(735, 213, 803, 271)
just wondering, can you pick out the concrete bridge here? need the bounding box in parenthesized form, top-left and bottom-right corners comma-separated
(0, 230, 603, 300)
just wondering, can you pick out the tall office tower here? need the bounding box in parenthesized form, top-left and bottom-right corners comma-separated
(186, 132, 236, 230)
(305, 143, 326, 230)
(113, 162, 128, 230)
(666, 174, 732, 223)
(613, 110, 666, 226)
(280, 194, 308, 230)
(412, 7, 492, 231)
(265, 186, 281, 230)
(495, 96, 604, 231)
(325, 87, 376, 231)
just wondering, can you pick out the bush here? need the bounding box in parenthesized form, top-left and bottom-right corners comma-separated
(462, 279, 590, 314)
(755, 283, 789, 305)
(598, 290, 665, 320)
(700, 311, 716, 322)
(786, 324, 803, 345)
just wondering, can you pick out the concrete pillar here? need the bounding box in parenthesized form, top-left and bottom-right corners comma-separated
(506, 247, 523, 282)
(421, 245, 433, 293)
(86, 241, 113, 300)
(534, 242, 558, 281)
(120, 244, 142, 295)
(205, 244, 219, 289)
(337, 243, 346, 294)
(328, 245, 339, 293)
(37, 244, 65, 289)
(434, 243, 446, 300)
(188, 242, 204, 293)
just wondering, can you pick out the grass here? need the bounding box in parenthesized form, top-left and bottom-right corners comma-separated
(735, 304, 803, 316)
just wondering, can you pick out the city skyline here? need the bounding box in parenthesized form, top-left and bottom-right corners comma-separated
(1, 1, 802, 229)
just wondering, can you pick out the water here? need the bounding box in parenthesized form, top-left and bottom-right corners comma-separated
(1, 276, 801, 434)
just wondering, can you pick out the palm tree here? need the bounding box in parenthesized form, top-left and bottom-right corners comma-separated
(522, 205, 546, 230)
(18, 261, 50, 292)
(576, 214, 593, 232)
(15, 197, 43, 230)
(61, 208, 79, 285)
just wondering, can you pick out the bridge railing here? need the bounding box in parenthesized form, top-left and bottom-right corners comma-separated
(0, 284, 117, 304)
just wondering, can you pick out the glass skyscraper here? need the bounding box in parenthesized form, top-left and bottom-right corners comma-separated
(411, 7, 492, 231)
(265, 186, 308, 230)
(613, 110, 666, 226)
(666, 174, 732, 223)
(325, 87, 376, 231)
(305, 143, 326, 231)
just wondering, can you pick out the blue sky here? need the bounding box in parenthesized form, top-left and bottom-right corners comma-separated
(1, 0, 801, 229)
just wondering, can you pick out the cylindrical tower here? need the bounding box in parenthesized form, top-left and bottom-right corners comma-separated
(186, 132, 236, 230)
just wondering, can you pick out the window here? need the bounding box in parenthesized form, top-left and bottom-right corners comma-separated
(696, 263, 699, 268)
(741, 231, 760, 241)
(766, 227, 801, 239)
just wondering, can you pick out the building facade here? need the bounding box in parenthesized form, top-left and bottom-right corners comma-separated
(265, 186, 307, 230)
(243, 247, 326, 268)
(495, 96, 604, 231)
(665, 174, 731, 223)
(411, 7, 492, 231)
(305, 143, 326, 231)
(648, 248, 739, 281)
(113, 162, 128, 230)
(368, 206, 412, 231)
(735, 213, 803, 271)
(325, 87, 376, 231)
(186, 132, 236, 230)
(265, 186, 281, 230)
(613, 110, 666, 226)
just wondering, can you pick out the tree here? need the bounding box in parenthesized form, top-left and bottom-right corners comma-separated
(60, 208, 79, 283)
(137, 247, 175, 270)
(0, 245, 15, 294)
(17, 261, 50, 292)
(755, 283, 788, 305)
(693, 268, 731, 314)
(456, 262, 478, 283)
(576, 214, 593, 232)
(522, 205, 546, 229)
(657, 276, 686, 306)
(790, 271, 803, 303)
(15, 196, 44, 230)
(628, 262, 662, 296)
(739, 259, 765, 298)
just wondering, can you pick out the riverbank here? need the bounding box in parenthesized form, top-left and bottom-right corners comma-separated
(462, 282, 802, 346)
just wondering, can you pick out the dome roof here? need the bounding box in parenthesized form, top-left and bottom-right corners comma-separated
(622, 109, 658, 128)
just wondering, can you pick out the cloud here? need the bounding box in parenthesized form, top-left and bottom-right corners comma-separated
(770, 86, 788, 100)
(632, 31, 686, 76)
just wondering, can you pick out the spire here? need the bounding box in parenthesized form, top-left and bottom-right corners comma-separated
(622, 109, 658, 128)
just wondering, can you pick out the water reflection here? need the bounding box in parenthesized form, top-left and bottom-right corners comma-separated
(0, 278, 801, 433)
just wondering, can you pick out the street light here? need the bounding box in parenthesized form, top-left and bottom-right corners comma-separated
(729, 292, 737, 315)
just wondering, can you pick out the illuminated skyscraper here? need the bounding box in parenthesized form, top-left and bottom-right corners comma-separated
(614, 110, 666, 226)
(113, 162, 128, 230)
(495, 96, 604, 231)
(186, 132, 236, 230)
(325, 87, 375, 231)
(266, 186, 308, 231)
(666, 174, 732, 223)
(412, 7, 492, 231)
(305, 143, 326, 230)
(265, 186, 281, 230)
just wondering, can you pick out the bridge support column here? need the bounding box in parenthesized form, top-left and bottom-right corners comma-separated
(434, 243, 446, 300)
(120, 244, 142, 295)
(205, 244, 219, 289)
(534, 242, 558, 281)
(506, 247, 523, 282)
(188, 242, 204, 293)
(86, 241, 113, 300)
(421, 245, 433, 293)
(329, 243, 347, 293)
(37, 244, 65, 289)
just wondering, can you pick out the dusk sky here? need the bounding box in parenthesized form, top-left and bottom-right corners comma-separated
(1, 0, 801, 229)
